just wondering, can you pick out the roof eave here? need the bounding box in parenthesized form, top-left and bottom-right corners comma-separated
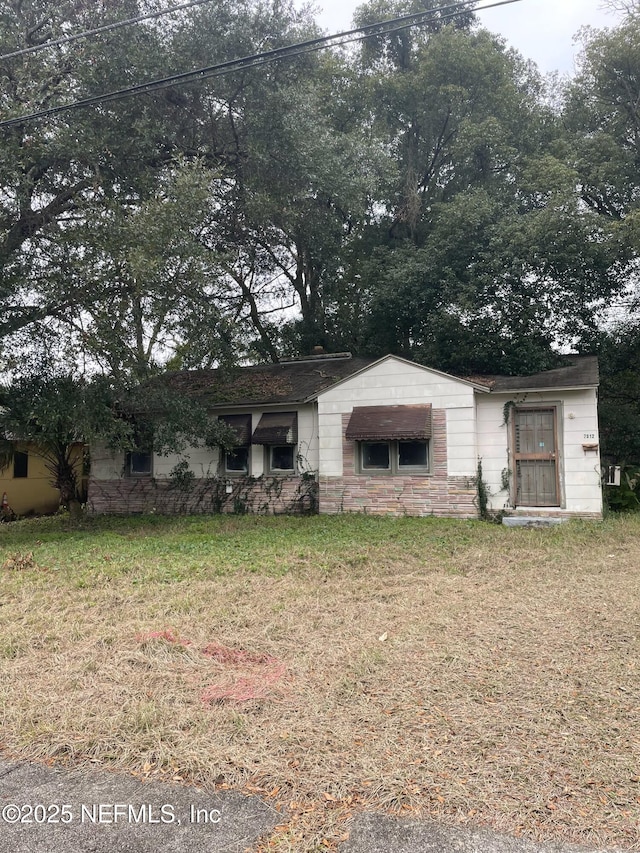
(489, 383, 599, 394)
(206, 399, 312, 411)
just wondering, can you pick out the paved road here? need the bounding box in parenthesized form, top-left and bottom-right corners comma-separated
(0, 758, 626, 853)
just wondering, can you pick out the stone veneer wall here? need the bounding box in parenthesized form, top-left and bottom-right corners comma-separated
(88, 474, 317, 516)
(318, 409, 478, 518)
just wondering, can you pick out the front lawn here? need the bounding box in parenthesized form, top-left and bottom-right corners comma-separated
(1, 513, 638, 851)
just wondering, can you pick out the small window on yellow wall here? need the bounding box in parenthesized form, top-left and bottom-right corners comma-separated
(13, 451, 28, 478)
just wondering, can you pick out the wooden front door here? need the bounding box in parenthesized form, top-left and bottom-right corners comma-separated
(513, 408, 559, 507)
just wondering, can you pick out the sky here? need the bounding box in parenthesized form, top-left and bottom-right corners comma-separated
(313, 0, 623, 75)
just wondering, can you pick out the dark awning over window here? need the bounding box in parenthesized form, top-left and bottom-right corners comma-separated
(219, 414, 252, 445)
(252, 412, 298, 445)
(345, 405, 432, 441)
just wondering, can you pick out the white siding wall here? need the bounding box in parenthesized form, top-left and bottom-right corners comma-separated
(294, 404, 319, 473)
(476, 389, 602, 515)
(317, 357, 479, 477)
(153, 404, 318, 478)
(445, 407, 477, 477)
(90, 443, 125, 479)
(153, 445, 219, 479)
(92, 404, 319, 481)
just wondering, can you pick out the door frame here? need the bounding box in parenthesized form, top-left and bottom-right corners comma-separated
(510, 404, 562, 508)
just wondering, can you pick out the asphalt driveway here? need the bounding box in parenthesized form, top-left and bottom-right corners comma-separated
(0, 757, 626, 853)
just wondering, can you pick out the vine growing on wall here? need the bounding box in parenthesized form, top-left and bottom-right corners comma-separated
(169, 459, 195, 491)
(475, 458, 490, 520)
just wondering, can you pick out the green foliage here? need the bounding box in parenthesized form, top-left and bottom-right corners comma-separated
(353, 20, 624, 371)
(0, 0, 636, 483)
(168, 460, 196, 492)
(475, 458, 490, 521)
(57, 160, 238, 380)
(502, 401, 517, 426)
(592, 324, 640, 464)
(564, 11, 640, 235)
(0, 0, 188, 340)
(562, 11, 640, 468)
(0, 362, 235, 508)
(604, 465, 640, 513)
(0, 370, 132, 505)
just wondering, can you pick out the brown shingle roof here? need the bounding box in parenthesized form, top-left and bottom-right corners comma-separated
(151, 353, 598, 410)
(486, 356, 599, 393)
(161, 354, 375, 408)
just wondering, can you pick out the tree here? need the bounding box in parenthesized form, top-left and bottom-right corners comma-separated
(0, 365, 236, 513)
(43, 160, 240, 380)
(0, 373, 129, 510)
(169, 0, 385, 358)
(563, 9, 639, 252)
(1, 0, 634, 383)
(333, 15, 600, 371)
(600, 1, 639, 13)
(564, 10, 640, 467)
(2, 0, 372, 368)
(592, 324, 640, 463)
(0, 0, 207, 342)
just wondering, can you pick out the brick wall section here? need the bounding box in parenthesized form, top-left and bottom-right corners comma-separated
(318, 408, 479, 518)
(88, 474, 317, 516)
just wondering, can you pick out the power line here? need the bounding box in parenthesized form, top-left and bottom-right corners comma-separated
(0, 0, 216, 62)
(0, 0, 524, 130)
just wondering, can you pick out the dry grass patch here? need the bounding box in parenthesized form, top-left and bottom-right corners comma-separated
(0, 514, 639, 851)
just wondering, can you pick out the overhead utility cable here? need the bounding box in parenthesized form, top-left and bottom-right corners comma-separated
(0, 0, 524, 129)
(0, 0, 216, 61)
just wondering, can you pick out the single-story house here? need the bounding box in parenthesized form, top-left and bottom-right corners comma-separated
(88, 352, 602, 520)
(0, 441, 86, 517)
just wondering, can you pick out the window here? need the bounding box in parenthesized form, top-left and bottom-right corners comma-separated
(361, 442, 390, 470)
(252, 412, 298, 474)
(219, 414, 252, 475)
(605, 465, 621, 487)
(346, 405, 432, 475)
(225, 446, 249, 474)
(126, 450, 152, 476)
(13, 451, 28, 479)
(124, 419, 153, 477)
(359, 440, 430, 474)
(399, 440, 429, 468)
(269, 445, 295, 472)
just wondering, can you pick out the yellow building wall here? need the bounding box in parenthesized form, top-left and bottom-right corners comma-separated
(0, 443, 85, 517)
